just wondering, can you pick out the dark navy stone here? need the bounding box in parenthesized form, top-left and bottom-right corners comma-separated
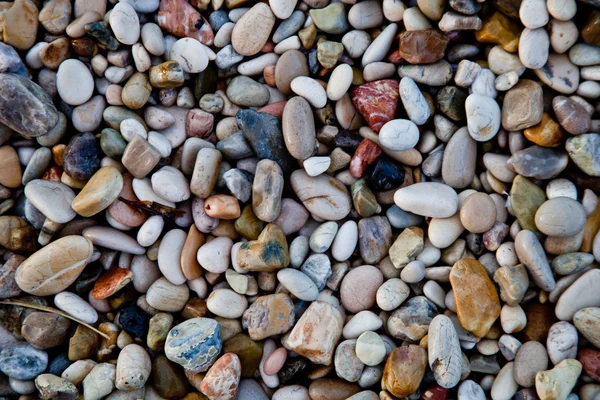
(118, 306, 149, 339)
(272, 11, 306, 43)
(278, 357, 307, 385)
(73, 263, 103, 295)
(308, 49, 319, 75)
(236, 109, 294, 172)
(209, 11, 230, 31)
(368, 157, 405, 191)
(334, 130, 363, 150)
(48, 353, 71, 376)
(84, 22, 120, 50)
(63, 132, 100, 181)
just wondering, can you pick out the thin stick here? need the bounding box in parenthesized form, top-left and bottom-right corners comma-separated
(0, 299, 110, 340)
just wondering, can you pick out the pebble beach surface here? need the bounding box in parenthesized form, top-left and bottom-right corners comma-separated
(0, 0, 599, 399)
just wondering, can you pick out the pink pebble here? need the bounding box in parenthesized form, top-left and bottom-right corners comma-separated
(258, 101, 287, 118)
(263, 347, 287, 376)
(105, 84, 124, 106)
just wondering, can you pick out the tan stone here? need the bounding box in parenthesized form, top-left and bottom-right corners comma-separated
(450, 259, 501, 337)
(121, 136, 161, 179)
(389, 226, 424, 268)
(0, 0, 39, 50)
(72, 166, 123, 217)
(15, 235, 93, 296)
(0, 146, 22, 188)
(69, 325, 99, 361)
(242, 293, 294, 340)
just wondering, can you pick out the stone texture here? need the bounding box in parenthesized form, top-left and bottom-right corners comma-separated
(351, 80, 399, 133)
(242, 294, 295, 340)
(399, 29, 449, 64)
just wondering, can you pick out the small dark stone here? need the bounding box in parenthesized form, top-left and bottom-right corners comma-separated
(236, 109, 294, 173)
(48, 353, 71, 376)
(194, 64, 218, 100)
(334, 130, 363, 150)
(118, 306, 149, 340)
(308, 48, 319, 74)
(516, 388, 540, 400)
(273, 10, 305, 43)
(368, 157, 405, 191)
(73, 263, 103, 295)
(0, 73, 59, 138)
(278, 357, 308, 385)
(436, 86, 468, 121)
(465, 232, 485, 256)
(209, 11, 229, 31)
(63, 133, 100, 181)
(84, 22, 120, 51)
(315, 103, 336, 125)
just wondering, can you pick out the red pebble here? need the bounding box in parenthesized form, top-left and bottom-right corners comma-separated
(349, 139, 382, 179)
(580, 348, 600, 382)
(351, 80, 399, 133)
(200, 353, 242, 400)
(261, 40, 275, 53)
(157, 0, 214, 46)
(422, 386, 448, 400)
(42, 166, 62, 182)
(258, 101, 287, 118)
(387, 49, 405, 64)
(91, 267, 134, 300)
(186, 108, 214, 138)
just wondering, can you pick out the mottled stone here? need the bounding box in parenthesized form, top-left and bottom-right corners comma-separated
(399, 29, 449, 64)
(351, 80, 399, 133)
(157, 0, 214, 45)
(382, 345, 427, 398)
(165, 318, 222, 373)
(509, 175, 546, 234)
(200, 353, 241, 400)
(566, 134, 600, 177)
(242, 294, 294, 340)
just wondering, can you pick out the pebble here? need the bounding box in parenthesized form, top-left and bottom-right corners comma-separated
(165, 318, 221, 373)
(556, 269, 600, 320)
(429, 314, 462, 388)
(35, 374, 78, 400)
(291, 170, 351, 221)
(465, 94, 501, 141)
(491, 362, 519, 400)
(15, 235, 93, 296)
(514, 341, 549, 387)
(515, 230, 556, 292)
(277, 268, 318, 301)
(450, 259, 501, 337)
(115, 344, 151, 390)
(56, 59, 94, 106)
(83, 363, 116, 400)
(232, 3, 275, 56)
(382, 345, 427, 398)
(574, 308, 600, 348)
(334, 339, 364, 382)
(146, 277, 189, 312)
(55, 291, 98, 324)
(286, 301, 343, 366)
(547, 321, 578, 365)
(207, 288, 248, 318)
(566, 134, 600, 177)
(0, 343, 48, 380)
(342, 311, 382, 339)
(109, 3, 139, 45)
(535, 359, 582, 400)
(379, 119, 420, 151)
(394, 182, 458, 218)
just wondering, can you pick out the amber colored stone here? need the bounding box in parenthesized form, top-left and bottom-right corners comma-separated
(475, 12, 521, 53)
(582, 11, 600, 47)
(91, 267, 133, 300)
(152, 354, 190, 398)
(523, 113, 565, 147)
(450, 259, 501, 337)
(387, 49, 404, 64)
(422, 386, 449, 400)
(298, 24, 317, 49)
(222, 334, 263, 377)
(0, 146, 22, 188)
(97, 322, 118, 361)
(68, 325, 99, 361)
(234, 205, 264, 240)
(382, 345, 427, 398)
(522, 302, 558, 342)
(308, 378, 360, 400)
(0, 216, 37, 252)
(491, 0, 521, 18)
(349, 139, 382, 179)
(264, 64, 276, 87)
(52, 144, 66, 166)
(581, 201, 600, 253)
(182, 298, 208, 319)
(181, 225, 204, 280)
(0, 0, 39, 50)
(399, 29, 449, 64)
(242, 293, 295, 340)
